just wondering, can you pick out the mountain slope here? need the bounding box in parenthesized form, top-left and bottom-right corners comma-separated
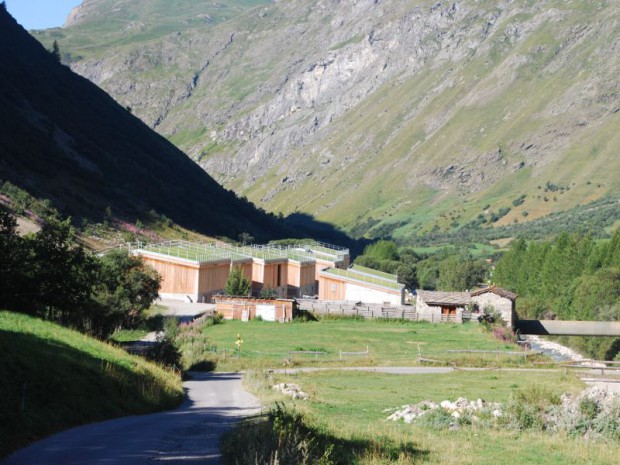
(0, 6, 292, 242)
(0, 311, 183, 458)
(33, 0, 620, 239)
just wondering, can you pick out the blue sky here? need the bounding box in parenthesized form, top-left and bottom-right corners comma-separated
(6, 0, 82, 30)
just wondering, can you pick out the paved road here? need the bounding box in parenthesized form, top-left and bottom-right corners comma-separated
(2, 372, 261, 465)
(158, 299, 215, 324)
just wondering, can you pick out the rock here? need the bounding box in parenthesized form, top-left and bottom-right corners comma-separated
(272, 382, 310, 400)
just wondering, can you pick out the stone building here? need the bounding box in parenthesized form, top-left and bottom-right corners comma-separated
(415, 286, 517, 326)
(415, 290, 472, 323)
(470, 286, 517, 327)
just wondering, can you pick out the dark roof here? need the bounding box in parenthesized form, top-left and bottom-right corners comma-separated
(471, 285, 517, 301)
(416, 290, 471, 306)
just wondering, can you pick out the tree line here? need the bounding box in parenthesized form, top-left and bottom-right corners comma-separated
(0, 207, 160, 339)
(493, 231, 620, 359)
(354, 240, 488, 292)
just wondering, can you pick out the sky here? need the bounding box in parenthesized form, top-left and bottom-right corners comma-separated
(6, 0, 83, 30)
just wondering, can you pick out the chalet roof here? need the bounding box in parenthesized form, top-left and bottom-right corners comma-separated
(416, 290, 471, 306)
(471, 285, 517, 301)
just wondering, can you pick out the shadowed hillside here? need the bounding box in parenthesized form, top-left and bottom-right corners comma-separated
(0, 6, 292, 242)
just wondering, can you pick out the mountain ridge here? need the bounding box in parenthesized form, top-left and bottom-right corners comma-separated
(0, 6, 296, 243)
(30, 0, 620, 239)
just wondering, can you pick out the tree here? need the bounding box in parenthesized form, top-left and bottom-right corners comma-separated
(28, 217, 99, 325)
(0, 207, 30, 311)
(51, 40, 61, 62)
(260, 287, 278, 299)
(437, 254, 487, 291)
(363, 240, 399, 261)
(225, 266, 250, 296)
(396, 263, 417, 290)
(571, 267, 620, 321)
(238, 232, 254, 246)
(91, 250, 161, 337)
(0, 2, 6, 12)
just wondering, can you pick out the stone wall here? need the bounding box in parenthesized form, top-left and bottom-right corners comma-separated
(471, 293, 515, 327)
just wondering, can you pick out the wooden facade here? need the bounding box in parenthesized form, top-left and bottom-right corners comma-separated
(133, 240, 351, 303)
(287, 261, 317, 298)
(214, 296, 295, 322)
(140, 253, 200, 301)
(318, 274, 347, 301)
(251, 259, 288, 297)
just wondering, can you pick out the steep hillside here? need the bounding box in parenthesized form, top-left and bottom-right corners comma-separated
(0, 6, 294, 242)
(0, 311, 183, 458)
(33, 0, 620, 239)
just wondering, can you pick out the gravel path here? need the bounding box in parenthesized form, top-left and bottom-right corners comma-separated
(2, 372, 260, 465)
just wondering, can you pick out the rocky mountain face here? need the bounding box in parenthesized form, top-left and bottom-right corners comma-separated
(0, 6, 297, 243)
(35, 0, 620, 239)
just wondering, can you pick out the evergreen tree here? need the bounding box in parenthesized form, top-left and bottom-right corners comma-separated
(225, 266, 251, 296)
(51, 40, 61, 62)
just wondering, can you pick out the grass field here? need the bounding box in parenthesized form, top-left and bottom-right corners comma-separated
(212, 317, 619, 464)
(237, 368, 619, 464)
(202, 318, 542, 371)
(0, 311, 183, 459)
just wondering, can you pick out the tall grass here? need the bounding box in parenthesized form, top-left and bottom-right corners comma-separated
(221, 404, 421, 465)
(0, 311, 183, 458)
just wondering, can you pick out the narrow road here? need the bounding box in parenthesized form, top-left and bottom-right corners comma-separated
(2, 372, 261, 465)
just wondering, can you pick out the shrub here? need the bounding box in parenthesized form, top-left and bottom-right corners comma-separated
(416, 408, 454, 430)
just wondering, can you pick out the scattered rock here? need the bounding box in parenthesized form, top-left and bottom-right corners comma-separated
(273, 383, 310, 400)
(387, 397, 502, 425)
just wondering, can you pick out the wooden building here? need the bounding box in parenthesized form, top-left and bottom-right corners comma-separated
(214, 296, 295, 322)
(286, 256, 317, 298)
(134, 242, 252, 303)
(130, 240, 354, 303)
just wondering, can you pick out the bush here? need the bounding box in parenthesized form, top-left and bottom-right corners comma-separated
(174, 319, 217, 371)
(416, 408, 454, 430)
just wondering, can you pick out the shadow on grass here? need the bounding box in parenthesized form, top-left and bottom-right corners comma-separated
(221, 404, 428, 465)
(0, 329, 182, 459)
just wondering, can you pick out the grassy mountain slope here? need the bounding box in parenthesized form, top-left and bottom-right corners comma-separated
(0, 311, 183, 459)
(0, 6, 294, 242)
(33, 0, 620, 240)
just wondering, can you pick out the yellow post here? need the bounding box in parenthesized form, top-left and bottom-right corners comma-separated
(235, 333, 243, 357)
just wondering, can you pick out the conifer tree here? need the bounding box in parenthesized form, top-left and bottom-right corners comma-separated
(225, 266, 251, 296)
(51, 40, 61, 62)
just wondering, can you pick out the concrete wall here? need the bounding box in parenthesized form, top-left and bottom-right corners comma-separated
(471, 293, 515, 327)
(344, 283, 403, 306)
